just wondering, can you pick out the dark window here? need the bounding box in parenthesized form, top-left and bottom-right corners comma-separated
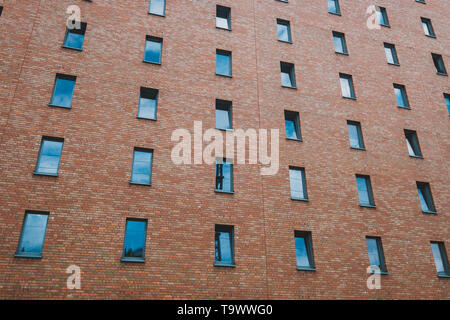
(215, 225, 234, 266)
(416, 0, 426, 3)
(375, 6, 389, 27)
(416, 182, 436, 213)
(277, 19, 292, 43)
(393, 84, 409, 108)
(149, 0, 165, 16)
(444, 93, 450, 115)
(366, 237, 387, 273)
(130, 148, 153, 185)
(216, 49, 232, 77)
(215, 158, 233, 193)
(138, 87, 158, 120)
(356, 175, 375, 207)
(430, 242, 450, 277)
(16, 211, 49, 258)
(35, 137, 64, 176)
(294, 231, 315, 270)
(384, 43, 399, 65)
(284, 110, 301, 141)
(280, 62, 296, 88)
(347, 121, 365, 149)
(50, 74, 76, 108)
(421, 18, 435, 37)
(328, 0, 341, 15)
(144, 36, 162, 64)
(339, 73, 355, 98)
(333, 31, 347, 54)
(215, 99, 232, 130)
(122, 219, 147, 262)
(289, 166, 308, 201)
(432, 53, 447, 75)
(216, 5, 231, 30)
(404, 129, 422, 158)
(63, 21, 87, 50)
(0, 6, 3, 16)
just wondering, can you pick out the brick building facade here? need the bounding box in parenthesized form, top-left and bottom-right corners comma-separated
(0, 0, 448, 299)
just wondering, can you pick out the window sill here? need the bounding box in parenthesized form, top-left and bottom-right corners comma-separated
(137, 116, 157, 121)
(360, 204, 376, 209)
(121, 257, 145, 263)
(397, 106, 411, 110)
(422, 210, 437, 215)
(281, 85, 297, 90)
(214, 262, 235, 268)
(380, 24, 390, 28)
(342, 96, 357, 100)
(15, 253, 43, 259)
(286, 137, 302, 142)
(148, 12, 165, 17)
(368, 270, 388, 275)
(328, 12, 341, 16)
(33, 172, 58, 177)
(216, 26, 231, 31)
(215, 127, 233, 132)
(437, 272, 450, 278)
(278, 39, 292, 44)
(143, 60, 162, 65)
(216, 73, 232, 78)
(335, 51, 349, 56)
(215, 189, 234, 194)
(61, 45, 83, 52)
(387, 62, 400, 66)
(296, 266, 316, 271)
(436, 72, 448, 77)
(291, 197, 309, 202)
(129, 181, 152, 187)
(425, 34, 436, 39)
(350, 146, 366, 151)
(409, 155, 423, 159)
(48, 103, 72, 109)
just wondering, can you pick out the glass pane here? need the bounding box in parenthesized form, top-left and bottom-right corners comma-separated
(357, 177, 370, 205)
(145, 39, 162, 63)
(131, 150, 152, 184)
(64, 31, 84, 50)
(216, 108, 231, 130)
(51, 77, 75, 107)
(281, 71, 293, 87)
(340, 77, 351, 97)
(295, 237, 311, 267)
(18, 214, 48, 254)
(149, 0, 165, 15)
(328, 0, 338, 14)
(277, 23, 289, 42)
(216, 17, 229, 29)
(215, 231, 232, 263)
(333, 35, 344, 53)
(431, 243, 445, 273)
(290, 169, 305, 199)
(366, 238, 381, 267)
(216, 53, 231, 76)
(285, 119, 298, 140)
(348, 124, 360, 148)
(394, 87, 406, 107)
(417, 187, 430, 211)
(138, 97, 157, 119)
(445, 96, 450, 114)
(123, 220, 146, 258)
(406, 137, 416, 156)
(222, 162, 232, 192)
(37, 140, 63, 174)
(385, 47, 394, 64)
(422, 22, 430, 35)
(376, 8, 386, 25)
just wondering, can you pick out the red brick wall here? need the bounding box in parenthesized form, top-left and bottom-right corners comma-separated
(0, 0, 448, 299)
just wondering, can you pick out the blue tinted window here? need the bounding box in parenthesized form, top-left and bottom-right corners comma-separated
(149, 0, 165, 16)
(144, 37, 162, 64)
(216, 50, 231, 76)
(17, 212, 49, 256)
(281, 62, 295, 88)
(444, 94, 450, 115)
(131, 149, 153, 185)
(376, 6, 389, 26)
(277, 20, 291, 42)
(356, 175, 374, 206)
(430, 242, 449, 275)
(366, 237, 382, 268)
(417, 182, 435, 212)
(50, 75, 76, 108)
(333, 32, 347, 54)
(63, 22, 86, 50)
(289, 167, 307, 200)
(328, 0, 340, 14)
(35, 138, 64, 175)
(123, 219, 147, 260)
(215, 226, 233, 264)
(138, 88, 158, 120)
(339, 74, 355, 98)
(347, 121, 364, 149)
(394, 84, 408, 108)
(285, 111, 301, 140)
(294, 231, 314, 269)
(215, 159, 233, 192)
(215, 100, 232, 130)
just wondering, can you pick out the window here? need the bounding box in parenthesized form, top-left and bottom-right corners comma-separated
(416, 0, 426, 3)
(35, 137, 64, 176)
(384, 43, 399, 65)
(148, 0, 165, 16)
(430, 242, 450, 277)
(366, 237, 387, 274)
(404, 129, 422, 158)
(277, 19, 292, 43)
(289, 167, 308, 201)
(215, 99, 232, 130)
(0, 7, 2, 16)
(280, 62, 296, 88)
(339, 73, 355, 99)
(130, 148, 153, 186)
(328, 0, 341, 15)
(144, 36, 162, 64)
(444, 93, 450, 115)
(421, 18, 435, 37)
(63, 21, 87, 50)
(50, 74, 76, 108)
(284, 110, 302, 141)
(356, 175, 375, 207)
(122, 219, 147, 262)
(393, 84, 409, 109)
(214, 225, 234, 267)
(138, 87, 158, 120)
(216, 49, 232, 77)
(416, 182, 436, 213)
(216, 5, 231, 30)
(16, 211, 49, 258)
(375, 6, 389, 27)
(347, 121, 365, 150)
(431, 53, 447, 75)
(294, 231, 315, 270)
(215, 158, 233, 193)
(332, 31, 347, 54)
